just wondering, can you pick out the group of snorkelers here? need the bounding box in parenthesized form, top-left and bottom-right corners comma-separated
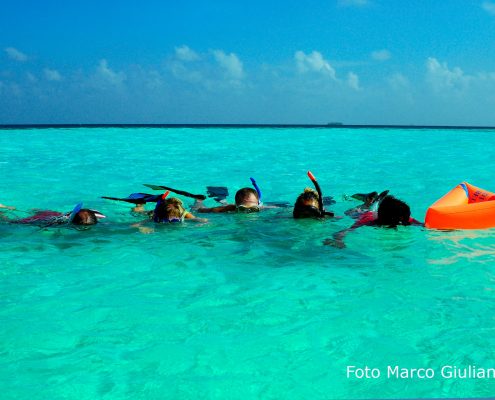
(0, 172, 421, 247)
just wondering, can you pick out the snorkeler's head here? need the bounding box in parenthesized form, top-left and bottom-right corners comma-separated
(293, 188, 321, 219)
(376, 195, 411, 226)
(71, 209, 99, 226)
(234, 188, 260, 212)
(153, 197, 186, 223)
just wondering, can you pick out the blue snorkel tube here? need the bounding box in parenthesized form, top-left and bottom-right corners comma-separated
(68, 202, 83, 224)
(250, 177, 262, 205)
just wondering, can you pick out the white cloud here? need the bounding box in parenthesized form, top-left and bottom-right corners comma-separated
(170, 62, 203, 83)
(168, 47, 245, 88)
(96, 59, 126, 86)
(371, 49, 391, 61)
(426, 58, 495, 91)
(388, 73, 410, 90)
(339, 0, 369, 6)
(426, 57, 471, 92)
(295, 50, 336, 79)
(142, 70, 165, 90)
(347, 72, 360, 90)
(482, 1, 495, 15)
(175, 45, 200, 62)
(169, 47, 203, 83)
(476, 71, 495, 81)
(44, 68, 63, 81)
(213, 50, 244, 81)
(26, 73, 37, 83)
(4, 47, 28, 62)
(168, 46, 244, 89)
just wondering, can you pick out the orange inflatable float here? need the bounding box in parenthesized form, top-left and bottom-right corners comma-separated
(425, 182, 495, 230)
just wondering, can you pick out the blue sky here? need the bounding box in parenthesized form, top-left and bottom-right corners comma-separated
(2, 0, 495, 125)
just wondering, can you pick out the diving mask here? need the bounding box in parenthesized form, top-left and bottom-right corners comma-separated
(236, 204, 261, 213)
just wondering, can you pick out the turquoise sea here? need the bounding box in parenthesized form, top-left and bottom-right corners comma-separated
(1, 126, 495, 399)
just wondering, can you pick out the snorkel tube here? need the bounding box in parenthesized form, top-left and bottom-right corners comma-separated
(250, 177, 262, 205)
(307, 171, 325, 217)
(68, 202, 83, 224)
(307, 171, 334, 217)
(153, 191, 174, 223)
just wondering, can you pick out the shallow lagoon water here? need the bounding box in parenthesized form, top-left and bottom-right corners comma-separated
(1, 127, 495, 399)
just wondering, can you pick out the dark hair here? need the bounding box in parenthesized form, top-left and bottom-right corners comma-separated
(71, 209, 98, 225)
(377, 195, 411, 226)
(234, 188, 258, 205)
(293, 188, 320, 218)
(153, 198, 185, 222)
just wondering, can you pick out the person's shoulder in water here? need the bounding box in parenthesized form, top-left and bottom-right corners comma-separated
(194, 187, 261, 213)
(326, 195, 422, 248)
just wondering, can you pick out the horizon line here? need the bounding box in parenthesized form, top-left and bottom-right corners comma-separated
(1, 123, 495, 130)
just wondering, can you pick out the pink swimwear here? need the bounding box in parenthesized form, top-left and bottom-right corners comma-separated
(14, 211, 63, 225)
(352, 211, 421, 228)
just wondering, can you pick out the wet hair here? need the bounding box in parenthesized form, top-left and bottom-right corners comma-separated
(71, 209, 98, 226)
(234, 188, 259, 206)
(377, 195, 411, 226)
(153, 197, 185, 222)
(293, 188, 321, 219)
